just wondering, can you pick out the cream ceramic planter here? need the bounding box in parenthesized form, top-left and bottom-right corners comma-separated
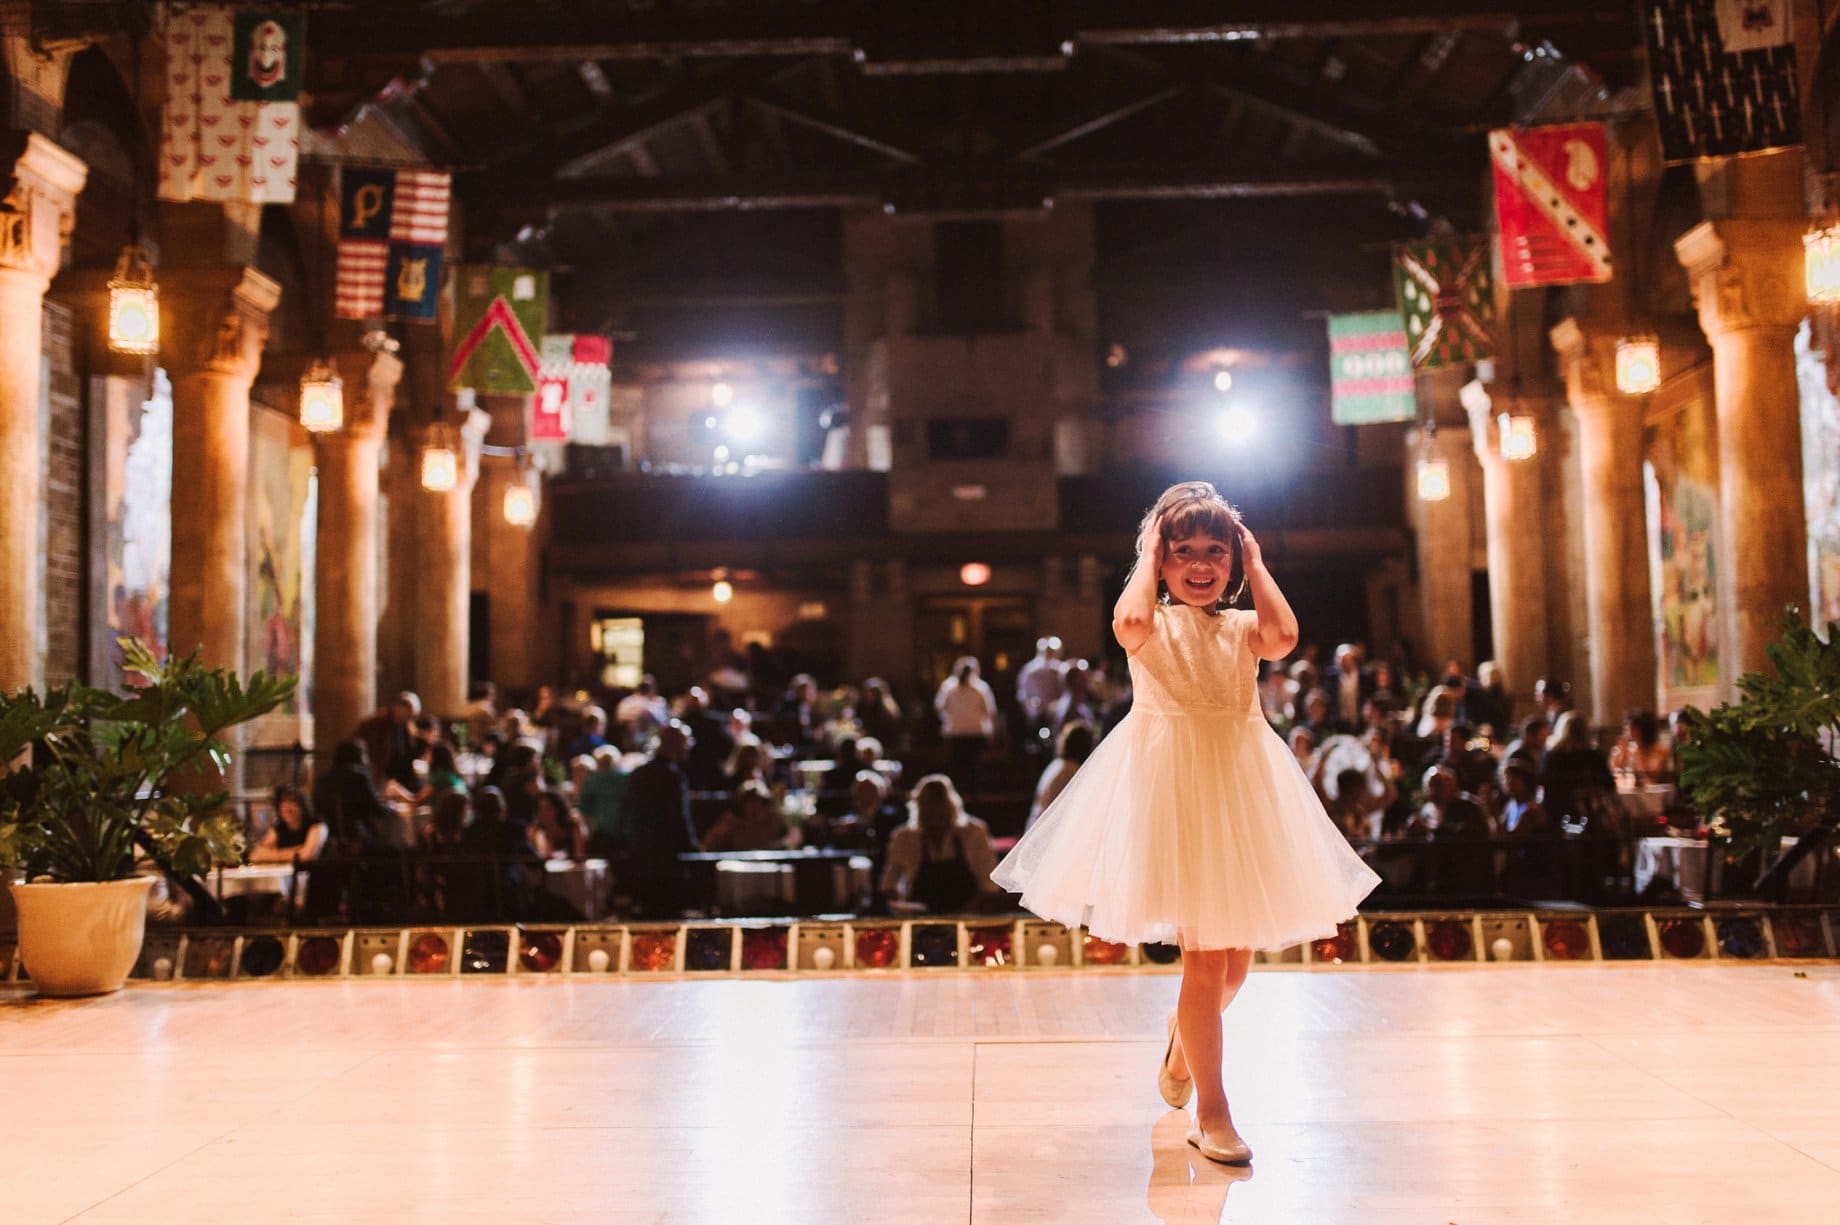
(9, 876, 156, 996)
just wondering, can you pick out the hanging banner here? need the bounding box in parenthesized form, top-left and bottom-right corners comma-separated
(1715, 0, 1791, 52)
(1327, 312, 1416, 425)
(1644, 0, 1800, 163)
(449, 267, 548, 394)
(1489, 123, 1612, 289)
(1392, 237, 1496, 370)
(230, 11, 306, 102)
(537, 335, 614, 444)
(530, 377, 571, 442)
(158, 6, 300, 204)
(335, 167, 450, 320)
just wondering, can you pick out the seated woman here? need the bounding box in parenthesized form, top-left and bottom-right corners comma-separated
(578, 745, 630, 856)
(424, 742, 469, 797)
(249, 784, 327, 863)
(1539, 710, 1617, 828)
(1609, 708, 1672, 783)
(699, 779, 792, 853)
(421, 790, 470, 851)
(1026, 720, 1096, 832)
(1499, 759, 1552, 837)
(881, 773, 1001, 915)
(531, 787, 590, 860)
(724, 740, 771, 790)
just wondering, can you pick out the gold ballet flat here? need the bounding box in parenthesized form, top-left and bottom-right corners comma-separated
(1158, 1011, 1191, 1109)
(1187, 1126, 1253, 1165)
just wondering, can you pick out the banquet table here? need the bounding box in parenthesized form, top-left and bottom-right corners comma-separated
(214, 864, 297, 899)
(543, 858, 612, 919)
(1633, 835, 1811, 901)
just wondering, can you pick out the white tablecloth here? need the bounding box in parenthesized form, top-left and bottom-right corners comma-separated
(1634, 836, 1807, 900)
(543, 859, 611, 919)
(215, 864, 296, 899)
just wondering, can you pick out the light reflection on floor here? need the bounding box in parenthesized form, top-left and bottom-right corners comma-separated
(4, 964, 1840, 1223)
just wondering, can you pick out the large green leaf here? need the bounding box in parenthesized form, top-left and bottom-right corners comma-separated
(1677, 611, 1840, 859)
(0, 637, 293, 882)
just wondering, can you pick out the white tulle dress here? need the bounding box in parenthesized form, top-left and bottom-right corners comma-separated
(992, 603, 1381, 951)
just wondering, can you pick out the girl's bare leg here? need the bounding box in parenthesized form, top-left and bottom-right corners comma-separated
(1165, 946, 1253, 1079)
(1167, 947, 1253, 1142)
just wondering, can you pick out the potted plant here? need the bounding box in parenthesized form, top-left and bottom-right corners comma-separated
(0, 640, 294, 996)
(1676, 612, 1840, 900)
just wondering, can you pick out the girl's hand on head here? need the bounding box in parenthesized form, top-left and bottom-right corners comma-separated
(1234, 518, 1263, 569)
(1138, 513, 1165, 575)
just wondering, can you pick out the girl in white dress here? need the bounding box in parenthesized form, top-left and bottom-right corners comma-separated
(992, 481, 1380, 1164)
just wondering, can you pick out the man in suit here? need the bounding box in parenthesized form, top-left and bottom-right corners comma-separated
(623, 722, 698, 918)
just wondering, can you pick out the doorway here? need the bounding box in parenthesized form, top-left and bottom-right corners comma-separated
(915, 597, 1033, 699)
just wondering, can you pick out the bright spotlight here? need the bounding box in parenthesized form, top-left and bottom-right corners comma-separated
(1218, 403, 1258, 445)
(1213, 370, 1234, 393)
(712, 381, 735, 408)
(726, 404, 765, 445)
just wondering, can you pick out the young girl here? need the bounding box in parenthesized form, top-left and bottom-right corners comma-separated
(992, 481, 1380, 1164)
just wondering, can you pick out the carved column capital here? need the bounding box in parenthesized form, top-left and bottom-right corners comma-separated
(162, 266, 282, 380)
(0, 130, 86, 283)
(1673, 218, 1806, 339)
(1548, 315, 1630, 416)
(326, 347, 403, 441)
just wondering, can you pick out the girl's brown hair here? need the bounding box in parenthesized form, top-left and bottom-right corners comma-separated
(1134, 480, 1247, 605)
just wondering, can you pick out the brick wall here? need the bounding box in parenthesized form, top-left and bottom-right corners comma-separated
(41, 301, 84, 686)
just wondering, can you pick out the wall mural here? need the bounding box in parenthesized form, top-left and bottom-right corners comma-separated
(104, 371, 173, 689)
(246, 404, 316, 744)
(1795, 322, 1840, 626)
(1644, 371, 1721, 710)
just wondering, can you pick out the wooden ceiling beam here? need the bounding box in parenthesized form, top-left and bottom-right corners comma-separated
(742, 92, 927, 165)
(307, 1, 1615, 64)
(1011, 83, 1187, 160)
(475, 61, 545, 128)
(463, 159, 1443, 230)
(487, 59, 791, 181)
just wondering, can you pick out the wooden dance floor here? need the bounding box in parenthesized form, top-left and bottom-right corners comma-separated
(7, 963, 1840, 1224)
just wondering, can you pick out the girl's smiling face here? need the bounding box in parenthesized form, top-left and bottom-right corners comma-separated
(1164, 533, 1232, 607)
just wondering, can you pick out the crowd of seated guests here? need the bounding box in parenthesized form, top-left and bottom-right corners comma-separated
(1246, 639, 1690, 901)
(243, 631, 1691, 925)
(255, 663, 1002, 923)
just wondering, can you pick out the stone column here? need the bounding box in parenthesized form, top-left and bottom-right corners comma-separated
(1675, 218, 1809, 686)
(1462, 382, 1551, 709)
(1410, 369, 1477, 671)
(0, 132, 85, 693)
(163, 265, 282, 673)
(475, 394, 540, 696)
(414, 408, 486, 719)
(1550, 318, 1658, 726)
(312, 348, 402, 750)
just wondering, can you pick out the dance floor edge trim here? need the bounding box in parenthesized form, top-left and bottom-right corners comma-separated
(3, 907, 1835, 985)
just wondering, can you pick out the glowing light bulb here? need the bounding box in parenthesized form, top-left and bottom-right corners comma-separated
(1416, 457, 1451, 502)
(1615, 336, 1660, 395)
